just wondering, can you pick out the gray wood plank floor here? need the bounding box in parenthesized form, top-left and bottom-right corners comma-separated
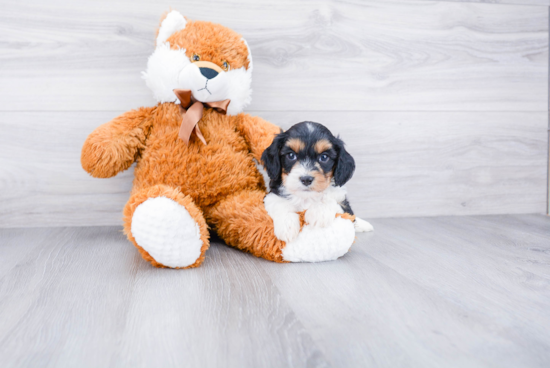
(1, 214, 549, 368)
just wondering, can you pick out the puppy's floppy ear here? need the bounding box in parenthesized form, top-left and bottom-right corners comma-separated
(333, 138, 355, 186)
(261, 132, 286, 182)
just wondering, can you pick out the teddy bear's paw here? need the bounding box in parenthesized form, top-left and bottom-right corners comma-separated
(281, 217, 356, 263)
(131, 196, 204, 268)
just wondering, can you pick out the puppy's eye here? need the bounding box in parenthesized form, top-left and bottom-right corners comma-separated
(319, 154, 329, 163)
(192, 53, 200, 62)
(287, 152, 297, 160)
(222, 61, 230, 71)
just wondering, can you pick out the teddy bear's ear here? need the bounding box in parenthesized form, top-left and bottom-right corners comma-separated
(242, 38, 253, 72)
(156, 10, 187, 46)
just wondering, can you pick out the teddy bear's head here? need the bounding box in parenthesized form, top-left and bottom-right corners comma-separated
(142, 10, 253, 115)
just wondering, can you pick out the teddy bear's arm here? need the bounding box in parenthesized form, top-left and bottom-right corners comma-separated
(81, 107, 155, 178)
(235, 114, 282, 162)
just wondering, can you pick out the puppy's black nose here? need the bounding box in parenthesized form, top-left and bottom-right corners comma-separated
(199, 67, 219, 79)
(300, 176, 314, 186)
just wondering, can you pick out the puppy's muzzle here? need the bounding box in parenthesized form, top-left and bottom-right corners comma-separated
(194, 61, 223, 80)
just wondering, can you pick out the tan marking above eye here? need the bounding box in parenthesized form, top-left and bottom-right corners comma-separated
(314, 139, 333, 154)
(286, 138, 305, 153)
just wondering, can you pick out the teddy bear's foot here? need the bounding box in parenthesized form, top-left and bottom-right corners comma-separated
(281, 216, 356, 263)
(131, 197, 204, 267)
(124, 185, 209, 268)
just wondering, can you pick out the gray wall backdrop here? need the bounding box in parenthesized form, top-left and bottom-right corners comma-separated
(0, 0, 548, 228)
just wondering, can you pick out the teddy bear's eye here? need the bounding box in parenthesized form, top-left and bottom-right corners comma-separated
(192, 53, 200, 62)
(222, 61, 230, 71)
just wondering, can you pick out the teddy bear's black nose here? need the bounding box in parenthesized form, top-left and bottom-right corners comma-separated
(199, 67, 219, 80)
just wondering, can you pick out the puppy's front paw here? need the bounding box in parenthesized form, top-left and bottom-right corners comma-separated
(305, 203, 339, 228)
(355, 217, 374, 232)
(264, 193, 301, 242)
(273, 212, 301, 242)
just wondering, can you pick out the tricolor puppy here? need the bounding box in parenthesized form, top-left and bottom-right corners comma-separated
(262, 121, 373, 243)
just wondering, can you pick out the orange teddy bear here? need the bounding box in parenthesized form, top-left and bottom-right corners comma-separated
(81, 11, 357, 268)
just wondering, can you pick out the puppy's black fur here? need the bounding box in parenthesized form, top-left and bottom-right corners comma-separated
(261, 121, 356, 215)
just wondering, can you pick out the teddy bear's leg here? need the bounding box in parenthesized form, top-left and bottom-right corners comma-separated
(123, 184, 209, 268)
(206, 189, 356, 263)
(206, 189, 286, 262)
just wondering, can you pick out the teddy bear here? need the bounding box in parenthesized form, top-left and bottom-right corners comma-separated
(81, 10, 358, 268)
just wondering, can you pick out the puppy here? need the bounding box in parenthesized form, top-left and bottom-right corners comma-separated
(261, 121, 373, 243)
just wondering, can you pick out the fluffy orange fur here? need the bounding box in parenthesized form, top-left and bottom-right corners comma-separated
(168, 20, 250, 70)
(81, 13, 354, 268)
(81, 100, 284, 266)
(81, 107, 154, 178)
(207, 189, 286, 262)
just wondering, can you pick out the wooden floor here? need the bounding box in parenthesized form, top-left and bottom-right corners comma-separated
(1, 214, 549, 367)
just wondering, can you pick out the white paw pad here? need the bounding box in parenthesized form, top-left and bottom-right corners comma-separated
(282, 217, 355, 262)
(131, 197, 203, 268)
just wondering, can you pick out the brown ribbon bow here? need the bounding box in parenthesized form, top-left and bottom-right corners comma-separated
(173, 89, 230, 145)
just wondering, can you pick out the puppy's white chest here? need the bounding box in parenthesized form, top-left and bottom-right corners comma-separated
(287, 185, 348, 212)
